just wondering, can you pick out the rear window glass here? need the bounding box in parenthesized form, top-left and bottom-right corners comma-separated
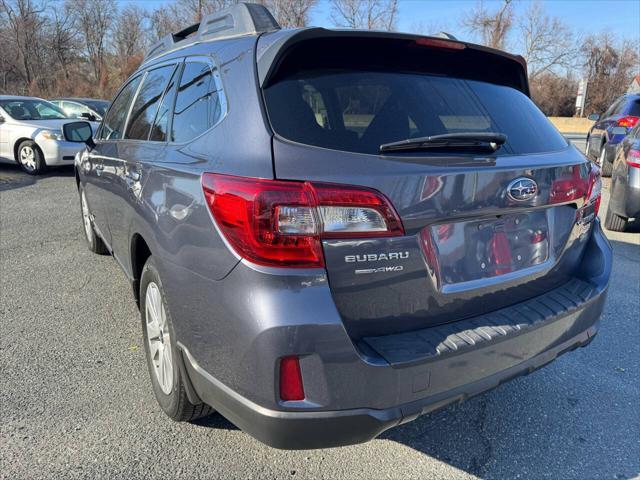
(264, 70, 568, 156)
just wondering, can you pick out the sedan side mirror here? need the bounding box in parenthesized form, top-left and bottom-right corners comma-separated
(587, 113, 600, 121)
(0, 115, 5, 123)
(63, 121, 95, 149)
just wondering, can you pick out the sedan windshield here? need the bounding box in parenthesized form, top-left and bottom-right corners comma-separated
(0, 99, 67, 120)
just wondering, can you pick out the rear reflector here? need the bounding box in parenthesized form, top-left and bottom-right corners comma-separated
(202, 174, 404, 268)
(617, 116, 639, 128)
(279, 356, 305, 401)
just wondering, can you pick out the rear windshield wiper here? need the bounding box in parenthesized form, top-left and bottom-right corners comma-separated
(380, 132, 508, 154)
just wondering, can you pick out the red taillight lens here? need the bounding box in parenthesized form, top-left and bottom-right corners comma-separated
(617, 116, 639, 128)
(202, 175, 323, 268)
(627, 149, 640, 168)
(279, 356, 304, 401)
(202, 174, 404, 268)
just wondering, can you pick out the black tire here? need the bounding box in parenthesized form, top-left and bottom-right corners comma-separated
(17, 140, 46, 175)
(78, 185, 109, 254)
(604, 205, 628, 232)
(599, 145, 613, 177)
(140, 256, 214, 422)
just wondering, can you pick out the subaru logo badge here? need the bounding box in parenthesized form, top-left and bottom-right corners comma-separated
(507, 177, 538, 201)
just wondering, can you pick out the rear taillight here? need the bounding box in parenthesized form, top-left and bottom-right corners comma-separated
(627, 149, 640, 168)
(617, 116, 639, 128)
(202, 174, 404, 268)
(279, 356, 304, 401)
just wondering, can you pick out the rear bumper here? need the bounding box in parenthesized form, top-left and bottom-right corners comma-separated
(183, 307, 602, 449)
(180, 221, 612, 449)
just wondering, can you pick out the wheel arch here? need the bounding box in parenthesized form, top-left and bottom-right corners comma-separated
(131, 233, 153, 308)
(13, 137, 39, 162)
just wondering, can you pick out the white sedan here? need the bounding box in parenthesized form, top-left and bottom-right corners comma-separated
(0, 95, 98, 175)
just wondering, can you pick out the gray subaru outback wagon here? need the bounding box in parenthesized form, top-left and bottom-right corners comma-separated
(66, 3, 611, 449)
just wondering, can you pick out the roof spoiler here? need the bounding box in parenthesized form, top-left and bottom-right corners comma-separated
(144, 2, 280, 64)
(257, 29, 530, 96)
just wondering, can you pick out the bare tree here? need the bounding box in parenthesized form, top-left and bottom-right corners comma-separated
(148, 4, 185, 42)
(530, 73, 578, 116)
(330, 0, 398, 31)
(461, 0, 513, 50)
(519, 2, 578, 78)
(66, 0, 115, 86)
(581, 33, 639, 114)
(262, 0, 317, 28)
(0, 0, 48, 90)
(48, 4, 77, 81)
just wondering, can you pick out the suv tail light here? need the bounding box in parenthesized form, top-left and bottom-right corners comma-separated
(617, 116, 639, 128)
(202, 174, 404, 268)
(627, 149, 640, 168)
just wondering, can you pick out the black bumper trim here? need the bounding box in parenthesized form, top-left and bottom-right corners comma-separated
(362, 278, 598, 367)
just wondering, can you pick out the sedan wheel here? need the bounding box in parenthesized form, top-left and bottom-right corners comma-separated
(20, 146, 36, 171)
(145, 282, 174, 395)
(17, 141, 45, 175)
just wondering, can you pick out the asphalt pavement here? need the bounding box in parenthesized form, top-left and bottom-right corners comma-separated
(1, 159, 638, 480)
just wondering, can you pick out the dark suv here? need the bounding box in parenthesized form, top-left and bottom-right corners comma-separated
(67, 3, 611, 449)
(586, 93, 640, 176)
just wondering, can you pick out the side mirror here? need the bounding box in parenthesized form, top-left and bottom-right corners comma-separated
(587, 113, 600, 121)
(0, 115, 5, 123)
(63, 121, 95, 149)
(80, 112, 97, 122)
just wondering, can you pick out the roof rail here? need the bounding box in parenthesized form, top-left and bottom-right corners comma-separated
(143, 3, 280, 63)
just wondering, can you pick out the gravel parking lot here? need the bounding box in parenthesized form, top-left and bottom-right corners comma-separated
(1, 161, 639, 480)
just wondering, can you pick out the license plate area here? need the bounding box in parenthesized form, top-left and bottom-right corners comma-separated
(428, 211, 550, 286)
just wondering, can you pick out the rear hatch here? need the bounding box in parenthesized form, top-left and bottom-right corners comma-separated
(259, 32, 599, 338)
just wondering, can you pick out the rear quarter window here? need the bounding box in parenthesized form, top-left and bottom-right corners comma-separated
(171, 62, 223, 143)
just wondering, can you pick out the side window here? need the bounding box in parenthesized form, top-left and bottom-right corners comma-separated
(126, 65, 176, 141)
(98, 76, 142, 141)
(149, 66, 181, 142)
(63, 102, 89, 119)
(171, 62, 222, 143)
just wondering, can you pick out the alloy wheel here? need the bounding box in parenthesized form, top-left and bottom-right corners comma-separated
(145, 282, 174, 395)
(80, 191, 93, 243)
